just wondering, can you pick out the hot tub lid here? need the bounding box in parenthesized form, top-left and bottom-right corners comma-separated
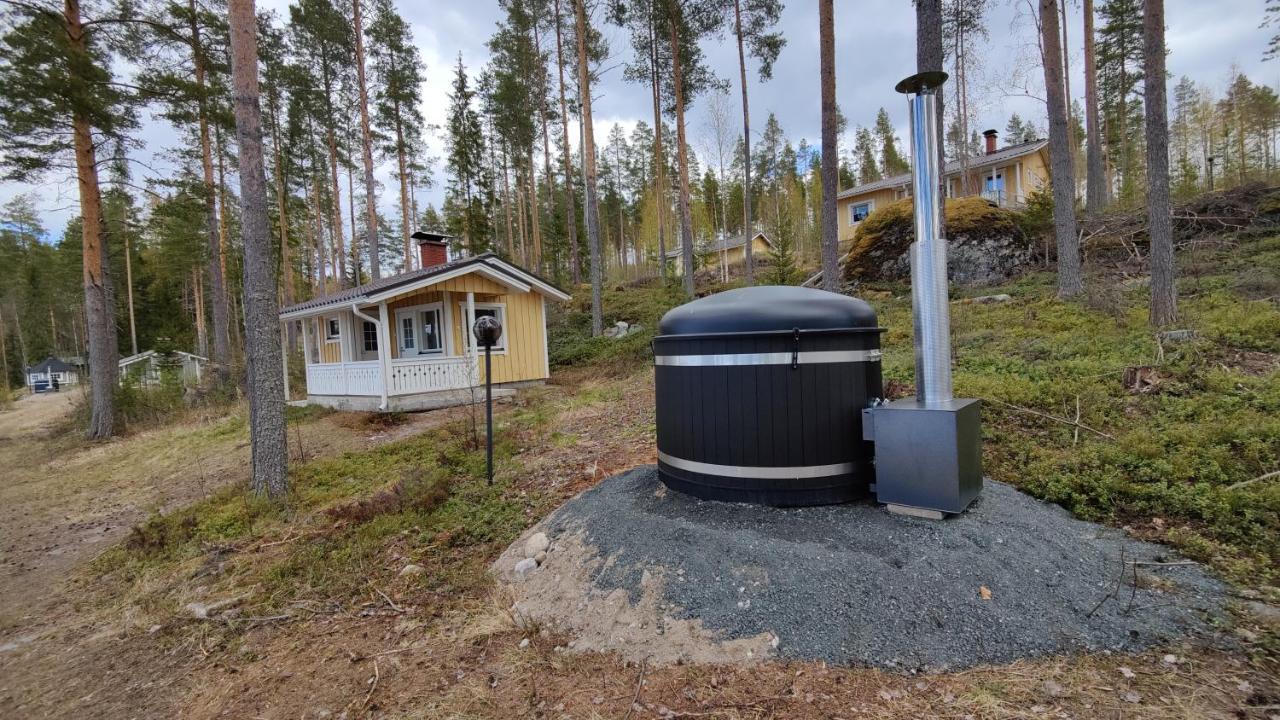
(657, 285, 878, 336)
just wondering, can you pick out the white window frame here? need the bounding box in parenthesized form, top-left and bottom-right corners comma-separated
(394, 302, 450, 358)
(361, 320, 379, 353)
(324, 317, 341, 343)
(458, 302, 509, 354)
(848, 201, 873, 226)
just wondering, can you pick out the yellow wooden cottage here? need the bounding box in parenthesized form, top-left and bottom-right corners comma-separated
(280, 232, 570, 411)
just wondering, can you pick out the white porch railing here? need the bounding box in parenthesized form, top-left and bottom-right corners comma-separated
(388, 356, 475, 396)
(305, 361, 383, 397)
(306, 357, 477, 398)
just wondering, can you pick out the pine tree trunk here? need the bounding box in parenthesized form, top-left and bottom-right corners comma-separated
(395, 116, 413, 272)
(1144, 0, 1176, 326)
(553, 0, 580, 284)
(1083, 0, 1108, 213)
(325, 124, 346, 285)
(916, 0, 945, 224)
(819, 0, 839, 292)
(527, 151, 544, 267)
(267, 82, 294, 312)
(228, 0, 288, 498)
(732, 0, 755, 285)
(190, 0, 230, 378)
(347, 161, 359, 278)
(574, 0, 603, 335)
(193, 269, 206, 357)
(649, 11, 668, 281)
(0, 310, 8, 390)
(66, 0, 117, 439)
(352, 0, 380, 280)
(124, 234, 137, 356)
(1040, 0, 1084, 297)
(501, 145, 516, 258)
(668, 10, 696, 297)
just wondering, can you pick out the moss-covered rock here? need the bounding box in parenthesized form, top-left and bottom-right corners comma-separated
(842, 196, 1034, 286)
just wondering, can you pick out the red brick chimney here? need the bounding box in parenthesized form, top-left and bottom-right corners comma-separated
(411, 231, 452, 269)
(983, 129, 998, 155)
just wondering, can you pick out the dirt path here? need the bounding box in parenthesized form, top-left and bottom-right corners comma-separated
(0, 397, 470, 718)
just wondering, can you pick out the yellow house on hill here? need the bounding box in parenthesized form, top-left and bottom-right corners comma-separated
(663, 231, 775, 275)
(280, 232, 570, 412)
(837, 132, 1050, 245)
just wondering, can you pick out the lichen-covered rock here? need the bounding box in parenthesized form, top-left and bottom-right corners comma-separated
(842, 197, 1034, 287)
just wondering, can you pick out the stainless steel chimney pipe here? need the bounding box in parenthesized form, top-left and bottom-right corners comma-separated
(896, 72, 952, 405)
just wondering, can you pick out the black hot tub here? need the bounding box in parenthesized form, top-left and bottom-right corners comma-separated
(653, 285, 884, 506)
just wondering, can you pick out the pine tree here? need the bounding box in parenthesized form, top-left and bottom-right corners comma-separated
(0, 0, 137, 438)
(853, 127, 881, 184)
(943, 0, 990, 194)
(228, 0, 288, 496)
(874, 108, 909, 176)
(367, 0, 423, 272)
(289, 0, 355, 285)
(445, 57, 490, 256)
(1144, 0, 1176, 326)
(818, 0, 838, 292)
(1039, 0, 1083, 297)
(730, 0, 785, 285)
(574, 0, 603, 333)
(1096, 0, 1144, 203)
(1083, 0, 1109, 213)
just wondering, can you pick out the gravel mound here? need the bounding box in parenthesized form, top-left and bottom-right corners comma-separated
(496, 466, 1230, 671)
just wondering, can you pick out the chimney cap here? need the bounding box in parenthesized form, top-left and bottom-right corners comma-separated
(411, 230, 453, 246)
(982, 129, 998, 137)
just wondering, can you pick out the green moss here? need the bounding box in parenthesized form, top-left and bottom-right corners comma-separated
(843, 196, 1027, 282)
(862, 235, 1280, 584)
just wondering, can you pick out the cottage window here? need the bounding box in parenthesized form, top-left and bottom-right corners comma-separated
(325, 317, 340, 341)
(362, 321, 378, 353)
(400, 316, 416, 352)
(460, 303, 507, 352)
(396, 303, 446, 356)
(848, 202, 872, 225)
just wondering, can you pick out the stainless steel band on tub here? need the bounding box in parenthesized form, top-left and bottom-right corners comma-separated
(654, 349, 882, 367)
(658, 450, 855, 479)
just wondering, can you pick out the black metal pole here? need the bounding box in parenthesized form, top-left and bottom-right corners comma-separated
(485, 343, 493, 485)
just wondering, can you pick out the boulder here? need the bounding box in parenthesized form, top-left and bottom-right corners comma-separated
(842, 197, 1034, 287)
(513, 557, 539, 581)
(524, 532, 550, 558)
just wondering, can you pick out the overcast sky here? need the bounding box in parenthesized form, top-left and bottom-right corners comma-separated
(3, 0, 1273, 241)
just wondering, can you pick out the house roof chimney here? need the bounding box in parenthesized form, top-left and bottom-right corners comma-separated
(411, 230, 453, 269)
(982, 129, 998, 155)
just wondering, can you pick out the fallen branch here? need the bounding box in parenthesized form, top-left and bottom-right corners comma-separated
(1125, 560, 1197, 567)
(362, 658, 380, 710)
(987, 398, 1116, 440)
(374, 587, 404, 614)
(1226, 469, 1280, 491)
(623, 659, 647, 720)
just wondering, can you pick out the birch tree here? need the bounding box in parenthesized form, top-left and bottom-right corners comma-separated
(573, 0, 603, 334)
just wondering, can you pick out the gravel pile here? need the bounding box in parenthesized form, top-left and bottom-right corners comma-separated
(499, 465, 1230, 670)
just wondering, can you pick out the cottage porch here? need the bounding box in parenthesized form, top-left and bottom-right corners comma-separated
(281, 253, 564, 412)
